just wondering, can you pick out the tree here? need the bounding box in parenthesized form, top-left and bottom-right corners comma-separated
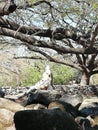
(0, 0, 98, 86)
(0, 0, 17, 16)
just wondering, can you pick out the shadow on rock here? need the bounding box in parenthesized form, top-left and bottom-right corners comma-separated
(14, 109, 81, 130)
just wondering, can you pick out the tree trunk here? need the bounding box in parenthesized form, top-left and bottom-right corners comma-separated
(26, 65, 54, 94)
(80, 71, 90, 86)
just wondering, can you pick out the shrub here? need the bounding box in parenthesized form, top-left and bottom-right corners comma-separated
(0, 61, 75, 87)
(51, 64, 74, 85)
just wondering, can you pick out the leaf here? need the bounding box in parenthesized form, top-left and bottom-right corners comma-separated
(92, 3, 98, 10)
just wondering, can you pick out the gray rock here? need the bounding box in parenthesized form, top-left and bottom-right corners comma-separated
(60, 94, 83, 106)
(24, 90, 61, 107)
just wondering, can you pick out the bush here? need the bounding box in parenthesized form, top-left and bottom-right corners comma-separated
(51, 64, 74, 85)
(0, 61, 75, 87)
(20, 66, 43, 87)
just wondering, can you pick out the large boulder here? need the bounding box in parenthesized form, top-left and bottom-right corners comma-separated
(0, 98, 25, 112)
(79, 98, 98, 117)
(48, 100, 79, 118)
(0, 109, 15, 130)
(14, 109, 81, 130)
(60, 94, 83, 106)
(0, 109, 14, 126)
(24, 90, 61, 107)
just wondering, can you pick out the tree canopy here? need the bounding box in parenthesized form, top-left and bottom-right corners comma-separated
(0, 0, 98, 86)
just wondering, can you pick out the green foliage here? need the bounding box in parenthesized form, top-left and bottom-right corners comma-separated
(92, 3, 98, 10)
(51, 64, 74, 85)
(0, 61, 75, 87)
(20, 63, 75, 86)
(20, 66, 43, 87)
(28, 0, 38, 3)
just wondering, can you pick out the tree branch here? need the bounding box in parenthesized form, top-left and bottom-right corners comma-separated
(89, 23, 98, 48)
(0, 18, 77, 40)
(0, 1, 17, 16)
(14, 56, 45, 60)
(26, 45, 82, 70)
(87, 54, 97, 70)
(0, 27, 98, 54)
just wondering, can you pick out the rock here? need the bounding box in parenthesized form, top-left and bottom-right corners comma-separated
(0, 109, 14, 126)
(49, 90, 61, 100)
(75, 116, 92, 130)
(5, 93, 28, 106)
(0, 109, 15, 130)
(0, 123, 15, 130)
(0, 98, 25, 112)
(24, 89, 61, 107)
(25, 91, 51, 107)
(60, 94, 83, 106)
(86, 115, 98, 128)
(14, 109, 81, 130)
(5, 125, 15, 130)
(2, 87, 28, 95)
(79, 98, 98, 110)
(26, 103, 46, 110)
(33, 104, 46, 110)
(48, 100, 79, 118)
(79, 98, 98, 116)
(0, 88, 5, 97)
(75, 116, 98, 130)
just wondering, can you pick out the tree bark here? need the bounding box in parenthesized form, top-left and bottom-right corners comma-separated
(0, 1, 17, 16)
(80, 71, 90, 86)
(26, 65, 54, 94)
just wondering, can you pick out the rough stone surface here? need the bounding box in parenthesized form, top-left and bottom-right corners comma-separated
(6, 125, 15, 130)
(60, 94, 83, 106)
(0, 98, 25, 112)
(2, 84, 98, 97)
(0, 109, 15, 130)
(0, 109, 14, 126)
